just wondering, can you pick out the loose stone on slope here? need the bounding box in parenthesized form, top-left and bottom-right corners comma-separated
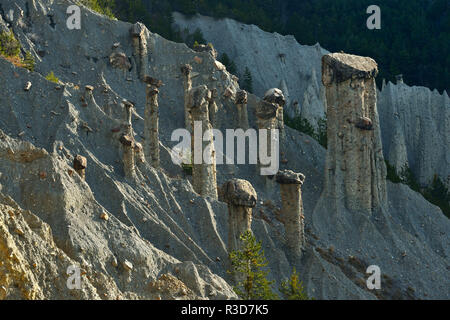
(123, 260, 133, 271)
(100, 212, 109, 221)
(24, 81, 32, 91)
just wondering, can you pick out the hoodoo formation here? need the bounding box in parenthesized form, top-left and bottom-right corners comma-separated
(0, 0, 448, 301)
(130, 22, 148, 81)
(188, 85, 218, 199)
(208, 88, 218, 128)
(322, 53, 387, 214)
(181, 64, 193, 132)
(263, 88, 286, 140)
(220, 179, 257, 253)
(122, 99, 134, 135)
(120, 134, 135, 179)
(235, 90, 249, 130)
(144, 76, 163, 168)
(276, 170, 306, 261)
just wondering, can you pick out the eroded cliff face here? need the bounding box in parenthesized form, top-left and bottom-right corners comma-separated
(173, 12, 450, 188)
(173, 12, 328, 124)
(0, 0, 448, 300)
(378, 82, 450, 187)
(0, 0, 243, 299)
(0, 130, 232, 300)
(0, 190, 121, 300)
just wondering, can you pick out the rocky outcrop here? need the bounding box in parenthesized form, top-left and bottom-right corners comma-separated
(0, 129, 236, 300)
(83, 85, 95, 107)
(109, 51, 131, 75)
(322, 53, 387, 214)
(0, 193, 113, 299)
(73, 155, 87, 180)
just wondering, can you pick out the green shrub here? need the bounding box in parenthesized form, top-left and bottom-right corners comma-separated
(0, 30, 21, 57)
(284, 113, 315, 137)
(23, 51, 35, 72)
(399, 164, 420, 192)
(181, 27, 207, 48)
(180, 151, 193, 175)
(219, 53, 237, 74)
(241, 67, 253, 93)
(181, 163, 193, 175)
(45, 71, 60, 84)
(192, 28, 206, 45)
(285, 112, 327, 148)
(228, 231, 278, 300)
(422, 175, 450, 218)
(280, 268, 312, 300)
(316, 117, 327, 148)
(387, 163, 449, 218)
(78, 0, 116, 19)
(385, 160, 402, 183)
(0, 31, 37, 71)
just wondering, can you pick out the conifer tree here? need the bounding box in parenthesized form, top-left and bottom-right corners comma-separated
(23, 51, 35, 72)
(280, 268, 312, 300)
(228, 231, 278, 300)
(0, 30, 21, 57)
(219, 53, 237, 74)
(242, 67, 253, 93)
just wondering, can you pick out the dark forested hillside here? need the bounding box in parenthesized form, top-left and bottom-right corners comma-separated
(90, 0, 449, 93)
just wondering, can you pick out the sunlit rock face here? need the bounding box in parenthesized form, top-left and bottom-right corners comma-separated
(173, 12, 449, 189)
(322, 53, 387, 214)
(0, 0, 448, 300)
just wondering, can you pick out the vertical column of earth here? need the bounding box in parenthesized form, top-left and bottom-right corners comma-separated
(122, 100, 134, 136)
(255, 99, 279, 192)
(130, 22, 148, 81)
(235, 90, 249, 130)
(181, 64, 193, 132)
(134, 142, 145, 164)
(188, 85, 218, 199)
(120, 134, 135, 179)
(322, 53, 387, 214)
(144, 76, 163, 168)
(220, 179, 257, 253)
(263, 88, 286, 142)
(120, 99, 136, 179)
(276, 170, 306, 261)
(208, 88, 219, 128)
